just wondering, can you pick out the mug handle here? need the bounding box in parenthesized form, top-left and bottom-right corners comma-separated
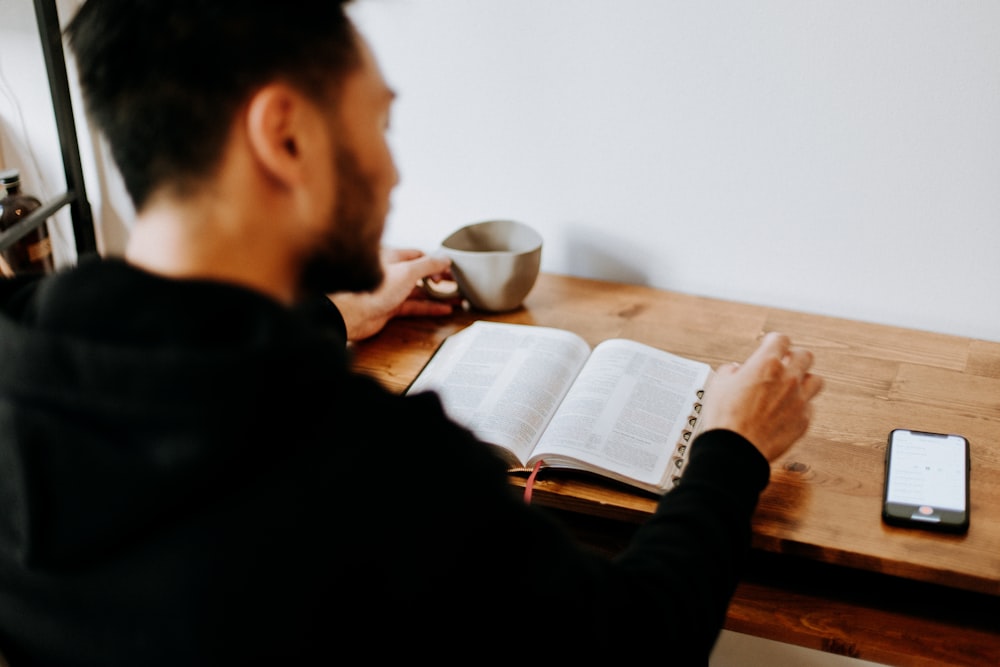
(419, 276, 461, 301)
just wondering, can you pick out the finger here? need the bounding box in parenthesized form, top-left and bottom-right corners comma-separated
(397, 300, 455, 318)
(800, 372, 824, 400)
(405, 253, 452, 280)
(742, 331, 791, 370)
(783, 346, 815, 377)
(382, 247, 423, 263)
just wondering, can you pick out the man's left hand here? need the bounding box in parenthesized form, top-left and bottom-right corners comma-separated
(329, 247, 457, 341)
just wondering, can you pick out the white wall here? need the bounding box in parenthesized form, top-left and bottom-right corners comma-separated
(350, 0, 1000, 342)
(2, 0, 998, 342)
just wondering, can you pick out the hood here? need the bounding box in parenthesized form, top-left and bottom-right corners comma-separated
(0, 258, 346, 571)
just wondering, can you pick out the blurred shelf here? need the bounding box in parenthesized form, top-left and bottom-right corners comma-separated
(1, 0, 96, 260)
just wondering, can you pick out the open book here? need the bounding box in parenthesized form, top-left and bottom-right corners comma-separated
(406, 321, 714, 495)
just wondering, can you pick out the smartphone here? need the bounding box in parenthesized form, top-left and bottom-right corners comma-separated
(882, 429, 970, 533)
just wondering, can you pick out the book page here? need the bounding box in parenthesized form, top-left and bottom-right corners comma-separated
(530, 338, 711, 489)
(406, 321, 592, 465)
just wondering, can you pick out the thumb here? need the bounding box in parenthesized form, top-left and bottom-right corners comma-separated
(715, 361, 741, 377)
(409, 253, 451, 278)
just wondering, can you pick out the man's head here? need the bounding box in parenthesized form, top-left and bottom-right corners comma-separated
(66, 0, 398, 296)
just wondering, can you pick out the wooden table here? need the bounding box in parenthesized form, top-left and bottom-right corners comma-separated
(350, 272, 1000, 666)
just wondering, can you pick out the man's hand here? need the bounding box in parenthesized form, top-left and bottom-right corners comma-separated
(329, 248, 458, 342)
(698, 331, 824, 462)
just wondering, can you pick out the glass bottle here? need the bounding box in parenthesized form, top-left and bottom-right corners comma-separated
(0, 168, 55, 275)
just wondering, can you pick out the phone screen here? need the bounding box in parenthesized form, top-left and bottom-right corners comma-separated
(883, 429, 969, 532)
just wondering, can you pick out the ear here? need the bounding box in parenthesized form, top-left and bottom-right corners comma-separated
(244, 83, 314, 187)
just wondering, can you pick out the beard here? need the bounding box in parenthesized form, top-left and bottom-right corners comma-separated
(299, 143, 386, 296)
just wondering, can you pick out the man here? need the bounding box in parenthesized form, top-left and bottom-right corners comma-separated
(0, 1, 822, 664)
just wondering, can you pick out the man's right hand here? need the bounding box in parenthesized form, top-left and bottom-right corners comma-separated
(698, 331, 824, 462)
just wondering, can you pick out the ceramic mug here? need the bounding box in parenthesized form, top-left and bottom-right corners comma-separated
(422, 219, 542, 312)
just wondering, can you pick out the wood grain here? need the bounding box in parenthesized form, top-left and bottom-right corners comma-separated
(353, 272, 1000, 595)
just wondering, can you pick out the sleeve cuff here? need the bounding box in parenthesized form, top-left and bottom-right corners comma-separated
(292, 294, 348, 346)
(686, 428, 771, 493)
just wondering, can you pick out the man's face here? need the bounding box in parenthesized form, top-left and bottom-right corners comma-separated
(300, 32, 399, 296)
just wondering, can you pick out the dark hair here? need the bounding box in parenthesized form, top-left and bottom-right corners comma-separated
(66, 0, 360, 210)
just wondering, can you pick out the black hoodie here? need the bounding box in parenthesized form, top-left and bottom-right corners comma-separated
(0, 257, 769, 665)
